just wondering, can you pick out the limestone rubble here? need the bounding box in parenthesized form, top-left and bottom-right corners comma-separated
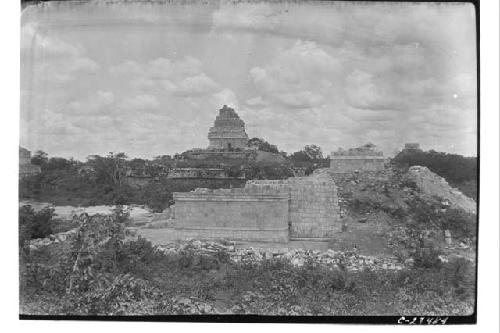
(407, 166, 476, 214)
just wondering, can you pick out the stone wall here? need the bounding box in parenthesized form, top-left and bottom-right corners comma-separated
(288, 175, 340, 239)
(172, 170, 341, 242)
(19, 147, 41, 178)
(167, 168, 229, 179)
(173, 187, 290, 242)
(182, 149, 256, 161)
(329, 156, 385, 173)
(208, 138, 248, 150)
(330, 143, 385, 173)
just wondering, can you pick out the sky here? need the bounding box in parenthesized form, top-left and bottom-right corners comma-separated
(20, 0, 477, 160)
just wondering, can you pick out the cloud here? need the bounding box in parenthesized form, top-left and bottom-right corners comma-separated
(119, 94, 159, 110)
(22, 23, 100, 83)
(249, 40, 340, 109)
(344, 70, 401, 110)
(167, 73, 219, 95)
(111, 56, 218, 95)
(246, 96, 266, 107)
(213, 89, 239, 109)
(68, 90, 115, 115)
(20, 2, 477, 158)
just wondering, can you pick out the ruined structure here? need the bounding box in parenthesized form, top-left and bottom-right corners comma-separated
(167, 168, 230, 179)
(403, 143, 421, 152)
(19, 147, 41, 179)
(407, 166, 476, 214)
(172, 170, 341, 242)
(208, 105, 248, 149)
(182, 148, 256, 161)
(330, 143, 385, 173)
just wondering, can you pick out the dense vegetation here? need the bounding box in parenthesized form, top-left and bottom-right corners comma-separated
(393, 149, 477, 200)
(19, 205, 78, 245)
(20, 208, 475, 316)
(20, 144, 328, 211)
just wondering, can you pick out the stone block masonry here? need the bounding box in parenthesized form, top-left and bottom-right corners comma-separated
(330, 155, 385, 173)
(330, 143, 385, 173)
(288, 176, 341, 239)
(207, 105, 248, 149)
(173, 170, 341, 242)
(173, 187, 290, 242)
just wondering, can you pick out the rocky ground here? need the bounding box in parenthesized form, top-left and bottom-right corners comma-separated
(157, 239, 407, 271)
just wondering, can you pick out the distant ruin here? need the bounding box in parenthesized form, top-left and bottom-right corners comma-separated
(19, 147, 41, 179)
(167, 168, 231, 179)
(207, 105, 248, 150)
(402, 143, 422, 152)
(330, 143, 385, 173)
(172, 170, 341, 242)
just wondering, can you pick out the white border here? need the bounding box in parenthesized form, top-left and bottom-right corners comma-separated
(1, 1, 498, 332)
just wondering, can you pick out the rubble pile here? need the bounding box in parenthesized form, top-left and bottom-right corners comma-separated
(332, 169, 413, 217)
(157, 239, 406, 271)
(407, 166, 476, 214)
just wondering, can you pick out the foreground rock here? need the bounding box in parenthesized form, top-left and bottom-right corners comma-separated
(157, 239, 407, 272)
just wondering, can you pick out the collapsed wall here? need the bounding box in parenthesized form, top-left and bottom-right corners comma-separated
(172, 170, 341, 242)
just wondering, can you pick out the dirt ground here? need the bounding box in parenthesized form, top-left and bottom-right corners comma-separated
(136, 215, 395, 255)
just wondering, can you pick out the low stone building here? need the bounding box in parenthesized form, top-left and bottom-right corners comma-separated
(402, 143, 422, 152)
(19, 147, 41, 179)
(330, 143, 385, 173)
(172, 170, 341, 242)
(207, 105, 248, 149)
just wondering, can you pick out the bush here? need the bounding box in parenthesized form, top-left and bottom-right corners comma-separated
(440, 209, 476, 240)
(19, 205, 56, 243)
(413, 246, 443, 269)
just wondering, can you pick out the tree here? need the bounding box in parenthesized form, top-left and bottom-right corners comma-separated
(303, 144, 323, 160)
(289, 150, 311, 162)
(31, 150, 48, 166)
(87, 152, 128, 186)
(45, 157, 74, 172)
(248, 137, 279, 154)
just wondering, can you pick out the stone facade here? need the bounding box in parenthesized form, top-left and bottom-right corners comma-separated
(167, 168, 229, 179)
(19, 147, 41, 179)
(330, 143, 385, 173)
(288, 175, 340, 239)
(182, 148, 256, 161)
(403, 143, 422, 152)
(173, 187, 290, 242)
(208, 105, 248, 149)
(172, 170, 341, 242)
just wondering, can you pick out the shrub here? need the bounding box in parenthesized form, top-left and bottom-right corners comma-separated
(440, 209, 476, 240)
(19, 205, 56, 244)
(413, 246, 443, 269)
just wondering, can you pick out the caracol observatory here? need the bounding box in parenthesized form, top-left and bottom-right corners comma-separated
(207, 105, 248, 149)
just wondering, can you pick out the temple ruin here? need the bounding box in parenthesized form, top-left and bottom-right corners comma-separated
(19, 147, 41, 179)
(402, 143, 422, 152)
(330, 143, 385, 173)
(172, 170, 341, 242)
(208, 105, 248, 149)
